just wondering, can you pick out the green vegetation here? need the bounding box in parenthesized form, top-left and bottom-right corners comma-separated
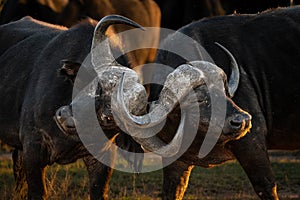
(0, 157, 299, 200)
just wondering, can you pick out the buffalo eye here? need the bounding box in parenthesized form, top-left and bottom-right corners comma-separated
(58, 59, 81, 82)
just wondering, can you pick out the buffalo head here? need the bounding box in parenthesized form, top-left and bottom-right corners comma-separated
(55, 15, 147, 134)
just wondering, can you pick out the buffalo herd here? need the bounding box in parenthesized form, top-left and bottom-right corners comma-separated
(0, 0, 300, 200)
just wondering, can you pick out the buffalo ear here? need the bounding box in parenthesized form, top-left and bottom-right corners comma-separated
(58, 59, 81, 83)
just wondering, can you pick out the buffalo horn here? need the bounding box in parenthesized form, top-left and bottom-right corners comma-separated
(91, 15, 144, 69)
(132, 111, 187, 157)
(215, 42, 240, 97)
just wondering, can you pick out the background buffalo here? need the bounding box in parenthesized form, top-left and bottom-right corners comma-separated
(1, 0, 161, 68)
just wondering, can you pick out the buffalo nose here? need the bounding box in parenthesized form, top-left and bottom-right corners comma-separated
(230, 114, 244, 129)
(225, 113, 251, 135)
(56, 106, 72, 119)
(55, 106, 76, 134)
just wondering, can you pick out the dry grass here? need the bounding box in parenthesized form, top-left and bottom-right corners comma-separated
(0, 155, 299, 200)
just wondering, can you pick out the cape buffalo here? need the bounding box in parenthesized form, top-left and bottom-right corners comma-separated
(0, 15, 147, 200)
(133, 6, 299, 200)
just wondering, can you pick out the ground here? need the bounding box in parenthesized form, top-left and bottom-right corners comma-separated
(0, 151, 299, 200)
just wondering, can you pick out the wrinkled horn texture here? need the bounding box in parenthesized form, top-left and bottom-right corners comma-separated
(113, 64, 207, 157)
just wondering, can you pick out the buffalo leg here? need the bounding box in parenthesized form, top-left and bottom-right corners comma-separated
(83, 154, 114, 200)
(23, 141, 47, 200)
(13, 149, 28, 199)
(230, 76, 279, 200)
(229, 133, 278, 200)
(162, 159, 194, 200)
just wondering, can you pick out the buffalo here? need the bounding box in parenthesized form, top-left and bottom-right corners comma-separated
(136, 6, 299, 200)
(0, 15, 149, 200)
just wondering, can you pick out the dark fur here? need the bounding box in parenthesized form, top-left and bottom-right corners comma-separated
(221, 0, 299, 14)
(154, 0, 225, 30)
(154, 0, 299, 30)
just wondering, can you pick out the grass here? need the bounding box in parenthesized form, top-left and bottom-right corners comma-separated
(0, 156, 299, 200)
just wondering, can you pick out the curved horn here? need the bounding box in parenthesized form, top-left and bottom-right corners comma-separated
(215, 42, 240, 97)
(117, 64, 204, 130)
(113, 64, 205, 156)
(115, 72, 191, 156)
(91, 15, 144, 69)
(132, 111, 187, 157)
